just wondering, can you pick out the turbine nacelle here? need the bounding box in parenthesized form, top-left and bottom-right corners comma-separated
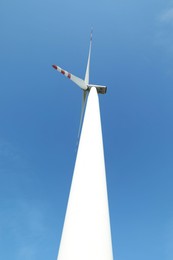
(87, 84, 107, 94)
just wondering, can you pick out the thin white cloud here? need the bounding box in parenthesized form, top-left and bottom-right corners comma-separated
(164, 219, 173, 260)
(0, 139, 25, 171)
(154, 4, 173, 55)
(17, 245, 36, 260)
(0, 200, 49, 260)
(160, 8, 173, 23)
(15, 201, 48, 259)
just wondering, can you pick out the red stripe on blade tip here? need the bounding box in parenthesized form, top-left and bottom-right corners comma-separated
(52, 65, 57, 70)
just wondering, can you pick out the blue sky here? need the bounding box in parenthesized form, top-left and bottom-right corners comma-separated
(1, 0, 173, 259)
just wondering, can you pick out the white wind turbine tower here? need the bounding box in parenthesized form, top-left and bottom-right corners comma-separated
(52, 31, 113, 260)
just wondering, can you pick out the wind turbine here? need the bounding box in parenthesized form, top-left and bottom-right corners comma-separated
(52, 31, 113, 260)
(52, 30, 107, 135)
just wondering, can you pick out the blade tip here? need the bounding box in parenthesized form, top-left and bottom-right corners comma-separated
(90, 27, 93, 40)
(52, 64, 57, 70)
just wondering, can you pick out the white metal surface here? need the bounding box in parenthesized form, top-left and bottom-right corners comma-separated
(57, 87, 113, 260)
(52, 64, 88, 90)
(84, 29, 92, 85)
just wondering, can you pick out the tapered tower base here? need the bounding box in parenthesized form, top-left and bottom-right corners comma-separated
(57, 87, 113, 260)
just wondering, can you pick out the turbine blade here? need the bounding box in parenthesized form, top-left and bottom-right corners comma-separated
(77, 90, 88, 141)
(52, 65, 87, 90)
(84, 28, 93, 85)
